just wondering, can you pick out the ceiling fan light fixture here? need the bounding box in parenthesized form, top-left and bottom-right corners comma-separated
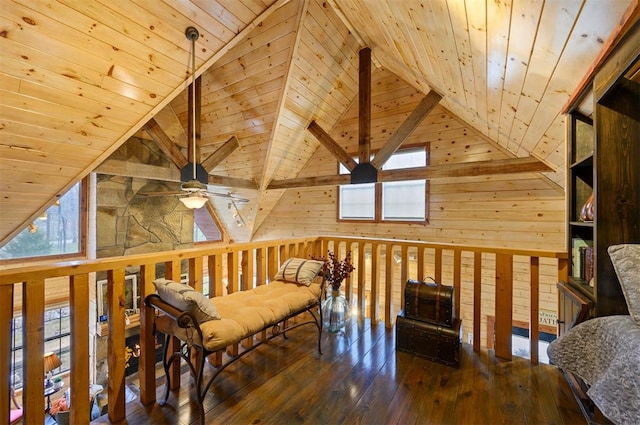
(180, 193, 208, 209)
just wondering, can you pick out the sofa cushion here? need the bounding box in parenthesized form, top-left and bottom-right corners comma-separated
(153, 278, 220, 323)
(273, 258, 324, 286)
(608, 244, 640, 324)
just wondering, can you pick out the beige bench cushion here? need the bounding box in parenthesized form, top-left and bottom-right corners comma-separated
(156, 280, 321, 352)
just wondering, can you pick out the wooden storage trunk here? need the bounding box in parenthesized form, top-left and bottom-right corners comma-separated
(403, 279, 455, 327)
(396, 311, 461, 368)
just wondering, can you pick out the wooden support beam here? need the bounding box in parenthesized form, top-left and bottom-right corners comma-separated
(201, 136, 240, 172)
(371, 91, 442, 169)
(267, 173, 350, 190)
(359, 47, 371, 164)
(307, 121, 358, 172)
(144, 118, 188, 169)
(207, 173, 258, 189)
(266, 157, 552, 190)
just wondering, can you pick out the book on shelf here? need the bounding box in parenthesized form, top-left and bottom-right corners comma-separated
(572, 238, 593, 281)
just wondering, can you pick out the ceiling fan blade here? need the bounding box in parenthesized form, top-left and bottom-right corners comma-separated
(138, 191, 183, 197)
(204, 191, 249, 203)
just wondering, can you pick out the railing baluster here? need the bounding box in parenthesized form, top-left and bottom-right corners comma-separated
(107, 268, 126, 422)
(139, 263, 156, 405)
(385, 243, 393, 328)
(209, 254, 224, 297)
(190, 256, 204, 292)
(256, 248, 266, 286)
(23, 278, 45, 425)
(0, 285, 13, 424)
(357, 242, 366, 320)
(69, 273, 90, 422)
(473, 251, 482, 352)
(495, 253, 513, 360)
(434, 248, 443, 283)
(453, 250, 462, 320)
(370, 243, 379, 323)
(530, 257, 540, 365)
(228, 251, 239, 294)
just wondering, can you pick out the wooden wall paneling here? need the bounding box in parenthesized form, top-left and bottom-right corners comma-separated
(106, 268, 126, 422)
(138, 264, 156, 405)
(69, 273, 90, 422)
(494, 254, 513, 360)
(0, 285, 13, 424)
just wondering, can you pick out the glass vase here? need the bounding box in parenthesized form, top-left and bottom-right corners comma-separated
(322, 290, 348, 333)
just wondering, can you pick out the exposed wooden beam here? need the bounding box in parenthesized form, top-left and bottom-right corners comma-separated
(201, 136, 240, 172)
(307, 121, 358, 171)
(266, 157, 552, 189)
(378, 157, 553, 181)
(358, 47, 371, 164)
(371, 91, 442, 169)
(267, 174, 350, 190)
(143, 119, 188, 169)
(207, 174, 258, 190)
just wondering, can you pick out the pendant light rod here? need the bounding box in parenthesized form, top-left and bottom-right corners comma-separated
(186, 26, 200, 182)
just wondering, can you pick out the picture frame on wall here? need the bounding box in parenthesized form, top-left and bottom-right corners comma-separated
(97, 274, 138, 318)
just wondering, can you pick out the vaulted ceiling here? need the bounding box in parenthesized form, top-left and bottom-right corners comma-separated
(0, 0, 635, 245)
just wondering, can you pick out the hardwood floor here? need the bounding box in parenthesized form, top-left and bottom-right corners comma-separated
(92, 316, 585, 425)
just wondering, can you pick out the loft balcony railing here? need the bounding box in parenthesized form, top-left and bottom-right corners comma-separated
(0, 236, 567, 423)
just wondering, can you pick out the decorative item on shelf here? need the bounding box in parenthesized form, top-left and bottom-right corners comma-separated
(579, 192, 594, 222)
(43, 352, 62, 388)
(53, 376, 63, 390)
(314, 251, 355, 333)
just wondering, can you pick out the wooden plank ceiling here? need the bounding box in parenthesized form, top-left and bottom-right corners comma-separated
(0, 0, 634, 244)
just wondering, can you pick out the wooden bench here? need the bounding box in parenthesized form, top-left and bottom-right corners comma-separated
(145, 267, 326, 424)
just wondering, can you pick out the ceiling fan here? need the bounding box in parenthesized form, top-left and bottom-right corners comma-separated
(141, 27, 249, 208)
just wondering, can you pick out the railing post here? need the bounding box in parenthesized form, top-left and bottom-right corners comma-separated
(256, 248, 266, 286)
(69, 273, 90, 422)
(495, 254, 513, 360)
(189, 256, 204, 292)
(0, 285, 14, 424)
(107, 268, 127, 422)
(139, 264, 156, 405)
(399, 245, 408, 310)
(209, 254, 224, 297)
(453, 249, 462, 317)
(228, 251, 239, 294)
(23, 278, 46, 425)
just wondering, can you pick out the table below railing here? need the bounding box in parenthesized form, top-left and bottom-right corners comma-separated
(0, 236, 567, 424)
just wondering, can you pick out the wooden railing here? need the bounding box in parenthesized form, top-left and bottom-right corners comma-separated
(0, 236, 567, 424)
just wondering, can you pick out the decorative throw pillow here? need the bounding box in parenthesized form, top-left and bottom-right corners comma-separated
(153, 278, 220, 323)
(608, 244, 640, 325)
(273, 258, 324, 286)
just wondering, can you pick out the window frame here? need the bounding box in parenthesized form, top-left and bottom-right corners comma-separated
(337, 144, 430, 224)
(0, 177, 88, 264)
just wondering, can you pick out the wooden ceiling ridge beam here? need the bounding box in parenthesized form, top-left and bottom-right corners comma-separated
(266, 157, 552, 190)
(201, 135, 240, 172)
(371, 90, 442, 169)
(143, 118, 189, 169)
